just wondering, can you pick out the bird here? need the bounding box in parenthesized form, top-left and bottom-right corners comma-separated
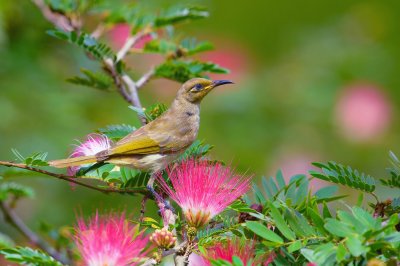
(49, 78, 233, 175)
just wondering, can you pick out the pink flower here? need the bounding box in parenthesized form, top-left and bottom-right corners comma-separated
(67, 134, 112, 175)
(109, 24, 130, 49)
(109, 23, 153, 49)
(75, 212, 149, 266)
(200, 38, 253, 82)
(335, 83, 392, 142)
(157, 159, 252, 228)
(199, 239, 262, 266)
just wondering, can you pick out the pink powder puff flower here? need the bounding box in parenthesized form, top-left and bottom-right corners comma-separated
(67, 134, 112, 176)
(157, 159, 252, 228)
(75, 212, 149, 266)
(198, 239, 262, 266)
(335, 83, 392, 142)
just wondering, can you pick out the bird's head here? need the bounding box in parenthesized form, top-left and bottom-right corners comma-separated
(177, 78, 234, 103)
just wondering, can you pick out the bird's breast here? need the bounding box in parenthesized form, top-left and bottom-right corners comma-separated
(137, 153, 179, 173)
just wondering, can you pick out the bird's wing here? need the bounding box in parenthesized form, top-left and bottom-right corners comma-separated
(108, 128, 163, 155)
(107, 122, 184, 156)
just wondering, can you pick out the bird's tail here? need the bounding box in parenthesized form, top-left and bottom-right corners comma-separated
(49, 155, 97, 168)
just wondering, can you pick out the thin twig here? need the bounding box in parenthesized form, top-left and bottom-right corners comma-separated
(137, 68, 155, 89)
(121, 74, 144, 110)
(31, 0, 79, 31)
(0, 201, 70, 265)
(90, 23, 105, 39)
(0, 161, 150, 196)
(116, 31, 148, 62)
(103, 59, 147, 125)
(141, 242, 188, 266)
(32, 0, 148, 125)
(139, 195, 148, 223)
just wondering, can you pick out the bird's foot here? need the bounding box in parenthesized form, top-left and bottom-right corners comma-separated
(146, 184, 175, 213)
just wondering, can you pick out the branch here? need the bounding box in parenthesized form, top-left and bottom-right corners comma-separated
(0, 161, 150, 196)
(0, 201, 70, 265)
(31, 0, 79, 31)
(90, 23, 105, 39)
(116, 31, 149, 62)
(174, 242, 193, 266)
(31, 0, 148, 126)
(103, 59, 147, 125)
(137, 68, 155, 89)
(139, 195, 148, 223)
(141, 242, 188, 266)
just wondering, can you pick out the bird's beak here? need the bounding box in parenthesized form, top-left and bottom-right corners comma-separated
(212, 80, 234, 88)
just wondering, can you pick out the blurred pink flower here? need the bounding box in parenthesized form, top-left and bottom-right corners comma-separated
(67, 134, 112, 176)
(201, 39, 252, 82)
(193, 239, 265, 266)
(109, 24, 130, 49)
(157, 159, 252, 228)
(189, 253, 207, 266)
(109, 23, 153, 49)
(335, 83, 392, 142)
(269, 152, 328, 192)
(75, 212, 149, 266)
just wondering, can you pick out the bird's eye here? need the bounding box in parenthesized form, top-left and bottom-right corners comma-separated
(193, 84, 203, 91)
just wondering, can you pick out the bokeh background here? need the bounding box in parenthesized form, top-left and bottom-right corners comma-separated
(1, 0, 400, 243)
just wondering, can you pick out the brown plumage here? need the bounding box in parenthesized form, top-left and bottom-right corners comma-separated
(49, 78, 233, 173)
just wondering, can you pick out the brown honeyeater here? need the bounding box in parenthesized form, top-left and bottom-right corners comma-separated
(49, 78, 233, 173)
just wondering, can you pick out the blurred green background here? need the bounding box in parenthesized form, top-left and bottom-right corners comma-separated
(1, 0, 400, 242)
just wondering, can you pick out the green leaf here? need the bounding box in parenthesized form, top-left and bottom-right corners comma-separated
(380, 170, 400, 189)
(154, 7, 209, 27)
(287, 240, 302, 253)
(324, 219, 354, 237)
(276, 170, 286, 189)
(98, 124, 136, 141)
(130, 103, 167, 123)
(228, 200, 258, 214)
(391, 197, 400, 209)
(306, 207, 327, 234)
(261, 177, 273, 199)
(310, 161, 376, 192)
(232, 256, 244, 266)
(269, 203, 296, 240)
(246, 221, 283, 244)
(143, 39, 177, 54)
(345, 235, 368, 256)
(154, 60, 229, 83)
(67, 68, 113, 91)
(337, 210, 365, 235)
(0, 182, 34, 200)
(351, 206, 378, 230)
(179, 140, 213, 160)
(336, 243, 347, 262)
(0, 247, 64, 266)
(181, 38, 214, 55)
(11, 149, 25, 162)
(47, 30, 115, 61)
(11, 150, 49, 166)
(322, 202, 332, 218)
(356, 192, 364, 206)
(300, 248, 316, 263)
(0, 232, 14, 249)
(45, 0, 78, 13)
(314, 185, 338, 199)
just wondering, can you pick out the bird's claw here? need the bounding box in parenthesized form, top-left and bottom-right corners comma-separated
(146, 184, 175, 213)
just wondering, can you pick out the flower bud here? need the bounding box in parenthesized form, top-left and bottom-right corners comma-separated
(150, 228, 176, 249)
